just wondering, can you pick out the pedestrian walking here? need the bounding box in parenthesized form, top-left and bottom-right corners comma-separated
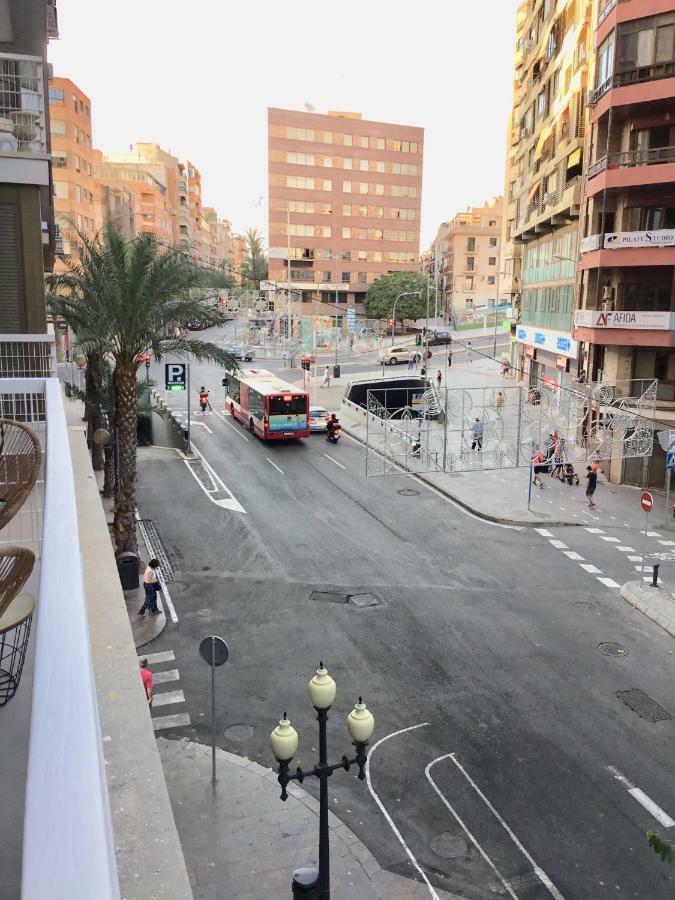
(585, 465, 597, 507)
(495, 391, 504, 415)
(138, 558, 161, 616)
(447, 348, 453, 368)
(322, 365, 331, 388)
(436, 369, 442, 390)
(532, 448, 547, 488)
(500, 359, 510, 378)
(471, 417, 484, 451)
(407, 350, 414, 371)
(466, 341, 472, 364)
(139, 657, 153, 707)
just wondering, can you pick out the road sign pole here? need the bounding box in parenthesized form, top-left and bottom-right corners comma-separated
(665, 466, 672, 526)
(642, 509, 648, 580)
(211, 636, 216, 785)
(186, 362, 191, 455)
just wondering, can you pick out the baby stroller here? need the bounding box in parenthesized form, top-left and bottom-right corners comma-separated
(559, 462, 580, 486)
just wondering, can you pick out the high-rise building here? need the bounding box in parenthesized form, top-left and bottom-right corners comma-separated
(268, 107, 423, 315)
(438, 199, 503, 318)
(202, 206, 232, 270)
(0, 0, 58, 333)
(97, 153, 173, 242)
(576, 0, 675, 474)
(48, 76, 96, 266)
(502, 0, 593, 393)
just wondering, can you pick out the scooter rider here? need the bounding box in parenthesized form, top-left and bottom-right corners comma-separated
(199, 386, 211, 413)
(326, 413, 341, 441)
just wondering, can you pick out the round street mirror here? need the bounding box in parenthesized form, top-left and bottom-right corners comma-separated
(199, 635, 229, 667)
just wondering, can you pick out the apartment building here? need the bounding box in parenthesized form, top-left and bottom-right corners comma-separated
(503, 0, 593, 394)
(202, 207, 232, 270)
(268, 107, 423, 317)
(48, 76, 96, 265)
(0, 0, 58, 333)
(576, 1, 675, 408)
(231, 233, 246, 283)
(439, 199, 504, 318)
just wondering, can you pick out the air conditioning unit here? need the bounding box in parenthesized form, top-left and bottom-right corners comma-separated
(544, 192, 556, 204)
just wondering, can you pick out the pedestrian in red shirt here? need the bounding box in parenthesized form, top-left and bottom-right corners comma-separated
(139, 657, 153, 707)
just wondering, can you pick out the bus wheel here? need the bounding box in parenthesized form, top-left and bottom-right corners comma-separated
(249, 418, 255, 434)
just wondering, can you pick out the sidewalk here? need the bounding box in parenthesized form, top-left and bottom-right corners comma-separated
(620, 580, 675, 638)
(159, 737, 461, 900)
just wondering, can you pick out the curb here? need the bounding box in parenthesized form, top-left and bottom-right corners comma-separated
(620, 580, 675, 639)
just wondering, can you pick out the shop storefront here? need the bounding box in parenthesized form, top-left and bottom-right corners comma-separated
(515, 325, 578, 395)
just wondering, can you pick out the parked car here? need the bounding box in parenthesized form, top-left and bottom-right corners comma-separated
(187, 321, 204, 331)
(226, 346, 255, 362)
(308, 406, 330, 432)
(378, 345, 421, 365)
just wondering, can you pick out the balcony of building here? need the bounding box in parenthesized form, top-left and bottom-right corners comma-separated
(0, 54, 50, 187)
(0, 335, 190, 900)
(514, 176, 582, 242)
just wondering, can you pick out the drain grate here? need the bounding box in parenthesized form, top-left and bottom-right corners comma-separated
(616, 689, 672, 723)
(397, 488, 420, 496)
(311, 591, 349, 604)
(349, 593, 381, 608)
(138, 519, 176, 583)
(598, 642, 629, 657)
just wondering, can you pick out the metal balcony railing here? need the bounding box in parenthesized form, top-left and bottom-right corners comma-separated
(0, 375, 119, 900)
(588, 144, 675, 180)
(590, 61, 675, 104)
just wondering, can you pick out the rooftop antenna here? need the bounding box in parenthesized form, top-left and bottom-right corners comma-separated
(304, 102, 315, 112)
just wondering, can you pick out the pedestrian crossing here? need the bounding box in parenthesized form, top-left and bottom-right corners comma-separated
(138, 649, 191, 731)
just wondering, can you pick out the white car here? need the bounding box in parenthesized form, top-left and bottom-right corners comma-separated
(308, 406, 330, 432)
(378, 345, 421, 365)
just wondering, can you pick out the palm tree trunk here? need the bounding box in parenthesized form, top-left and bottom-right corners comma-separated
(102, 443, 115, 499)
(113, 360, 138, 554)
(85, 350, 105, 471)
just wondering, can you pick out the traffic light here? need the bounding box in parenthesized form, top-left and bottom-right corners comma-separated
(301, 356, 311, 371)
(415, 334, 421, 346)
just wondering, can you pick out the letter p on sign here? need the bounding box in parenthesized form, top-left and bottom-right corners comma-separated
(165, 363, 187, 391)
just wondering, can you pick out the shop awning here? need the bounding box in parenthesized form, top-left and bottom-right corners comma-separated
(567, 147, 582, 169)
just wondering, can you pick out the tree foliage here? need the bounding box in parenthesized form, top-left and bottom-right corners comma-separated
(363, 272, 436, 324)
(240, 228, 268, 288)
(647, 832, 674, 863)
(47, 219, 237, 554)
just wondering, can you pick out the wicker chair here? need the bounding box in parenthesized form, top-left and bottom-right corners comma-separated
(0, 546, 35, 618)
(0, 418, 42, 533)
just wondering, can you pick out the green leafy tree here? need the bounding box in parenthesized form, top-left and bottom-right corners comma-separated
(240, 228, 268, 288)
(647, 832, 674, 863)
(363, 272, 436, 331)
(48, 220, 237, 554)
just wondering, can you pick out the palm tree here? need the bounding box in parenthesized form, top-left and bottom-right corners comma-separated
(240, 228, 268, 288)
(48, 220, 236, 555)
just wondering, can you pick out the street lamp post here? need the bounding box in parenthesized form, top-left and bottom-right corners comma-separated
(270, 663, 375, 900)
(391, 291, 422, 346)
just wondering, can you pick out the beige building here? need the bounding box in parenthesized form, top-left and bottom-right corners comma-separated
(502, 0, 592, 393)
(202, 207, 233, 270)
(439, 199, 503, 317)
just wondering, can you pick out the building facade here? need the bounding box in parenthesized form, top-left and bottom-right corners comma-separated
(504, 0, 593, 394)
(49, 75, 96, 265)
(0, 0, 58, 333)
(267, 107, 423, 317)
(440, 199, 504, 318)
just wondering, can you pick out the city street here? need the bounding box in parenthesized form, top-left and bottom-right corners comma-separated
(136, 332, 674, 900)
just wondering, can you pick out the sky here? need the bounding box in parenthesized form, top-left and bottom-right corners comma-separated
(49, 0, 521, 249)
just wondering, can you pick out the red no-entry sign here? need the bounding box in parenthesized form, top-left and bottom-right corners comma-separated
(641, 491, 654, 513)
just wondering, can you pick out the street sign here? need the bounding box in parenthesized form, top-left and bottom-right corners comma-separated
(667, 451, 675, 470)
(199, 635, 229, 666)
(165, 362, 187, 391)
(641, 491, 654, 513)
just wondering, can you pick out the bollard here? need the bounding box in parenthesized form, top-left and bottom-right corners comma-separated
(652, 563, 660, 587)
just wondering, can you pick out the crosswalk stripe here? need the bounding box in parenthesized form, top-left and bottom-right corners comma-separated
(140, 650, 175, 665)
(152, 713, 191, 731)
(153, 669, 180, 685)
(152, 689, 185, 707)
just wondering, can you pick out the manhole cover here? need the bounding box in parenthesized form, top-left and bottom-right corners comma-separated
(311, 591, 349, 604)
(224, 723, 255, 742)
(397, 488, 420, 497)
(348, 593, 381, 608)
(616, 689, 672, 723)
(598, 642, 629, 657)
(430, 832, 470, 859)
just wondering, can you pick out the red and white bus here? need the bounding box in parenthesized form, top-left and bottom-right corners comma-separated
(222, 368, 309, 440)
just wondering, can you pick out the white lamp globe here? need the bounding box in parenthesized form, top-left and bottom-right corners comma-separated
(308, 662, 336, 710)
(347, 697, 374, 744)
(270, 714, 299, 762)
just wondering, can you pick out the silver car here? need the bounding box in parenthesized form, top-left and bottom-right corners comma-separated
(308, 406, 330, 433)
(226, 346, 255, 362)
(378, 345, 421, 365)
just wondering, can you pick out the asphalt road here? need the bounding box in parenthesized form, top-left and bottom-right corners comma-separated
(136, 331, 674, 900)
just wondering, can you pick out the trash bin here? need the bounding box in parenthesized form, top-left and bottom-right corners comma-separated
(333, 364, 340, 379)
(117, 551, 140, 590)
(291, 867, 319, 897)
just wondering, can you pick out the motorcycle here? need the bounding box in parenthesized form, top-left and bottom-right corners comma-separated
(326, 423, 341, 444)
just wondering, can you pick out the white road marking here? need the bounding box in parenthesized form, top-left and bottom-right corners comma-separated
(597, 577, 620, 588)
(365, 723, 439, 899)
(607, 766, 675, 829)
(192, 420, 213, 434)
(627, 555, 642, 562)
(585, 527, 605, 534)
(152, 713, 191, 731)
(141, 650, 175, 665)
(535, 529, 553, 537)
(643, 576, 663, 585)
(617, 546, 635, 552)
(425, 757, 517, 900)
(580, 563, 602, 574)
(563, 551, 584, 561)
(600, 536, 621, 543)
(323, 453, 346, 470)
(211, 407, 250, 441)
(152, 689, 185, 707)
(549, 539, 568, 550)
(658, 540, 675, 546)
(187, 444, 246, 513)
(445, 754, 566, 900)
(153, 669, 180, 685)
(266, 457, 285, 475)
(647, 531, 662, 537)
